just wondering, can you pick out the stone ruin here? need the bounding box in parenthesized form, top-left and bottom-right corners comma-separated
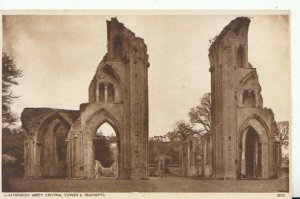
(209, 17, 281, 179)
(181, 134, 213, 177)
(181, 17, 282, 180)
(21, 17, 282, 181)
(21, 18, 149, 180)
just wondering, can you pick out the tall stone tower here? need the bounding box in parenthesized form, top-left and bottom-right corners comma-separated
(72, 18, 150, 179)
(21, 18, 150, 180)
(209, 17, 281, 179)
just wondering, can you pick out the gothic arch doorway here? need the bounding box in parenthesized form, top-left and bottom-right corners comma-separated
(94, 122, 119, 178)
(241, 127, 262, 179)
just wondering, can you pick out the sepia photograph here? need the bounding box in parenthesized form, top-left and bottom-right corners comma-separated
(1, 11, 291, 196)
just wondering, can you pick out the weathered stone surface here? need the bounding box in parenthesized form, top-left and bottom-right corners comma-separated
(209, 17, 281, 179)
(181, 134, 213, 177)
(22, 18, 149, 180)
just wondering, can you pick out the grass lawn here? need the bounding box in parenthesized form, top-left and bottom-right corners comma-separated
(5, 177, 289, 192)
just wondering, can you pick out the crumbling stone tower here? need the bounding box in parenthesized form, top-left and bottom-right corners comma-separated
(67, 18, 149, 179)
(22, 18, 149, 180)
(209, 17, 281, 179)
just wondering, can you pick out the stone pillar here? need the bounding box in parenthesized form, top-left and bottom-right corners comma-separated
(84, 139, 94, 179)
(35, 141, 42, 178)
(66, 137, 72, 178)
(262, 142, 269, 178)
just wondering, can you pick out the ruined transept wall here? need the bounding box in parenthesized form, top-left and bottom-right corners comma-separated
(22, 18, 149, 180)
(209, 17, 281, 179)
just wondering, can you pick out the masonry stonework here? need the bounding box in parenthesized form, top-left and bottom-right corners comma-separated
(181, 134, 213, 177)
(209, 17, 281, 179)
(22, 18, 149, 180)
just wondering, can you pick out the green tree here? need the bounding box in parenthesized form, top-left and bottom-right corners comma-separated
(2, 52, 23, 128)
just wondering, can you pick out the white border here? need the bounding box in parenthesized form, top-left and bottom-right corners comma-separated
(0, 0, 299, 197)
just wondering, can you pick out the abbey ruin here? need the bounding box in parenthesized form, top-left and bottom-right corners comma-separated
(21, 17, 282, 181)
(181, 17, 282, 180)
(22, 18, 149, 180)
(209, 17, 281, 179)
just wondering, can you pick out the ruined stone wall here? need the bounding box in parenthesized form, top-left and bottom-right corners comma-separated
(209, 17, 280, 179)
(21, 108, 79, 178)
(106, 18, 149, 179)
(68, 18, 149, 180)
(181, 135, 212, 177)
(22, 18, 149, 180)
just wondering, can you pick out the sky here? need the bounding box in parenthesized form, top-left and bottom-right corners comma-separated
(3, 14, 290, 137)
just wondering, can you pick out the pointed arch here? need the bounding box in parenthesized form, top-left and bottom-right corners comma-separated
(38, 113, 71, 178)
(94, 122, 119, 176)
(85, 108, 122, 178)
(237, 71, 262, 108)
(238, 114, 270, 178)
(86, 108, 121, 137)
(239, 114, 270, 141)
(38, 113, 71, 142)
(102, 64, 123, 92)
(95, 64, 124, 103)
(238, 71, 260, 91)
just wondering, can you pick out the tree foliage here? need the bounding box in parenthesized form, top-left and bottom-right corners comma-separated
(188, 93, 212, 134)
(148, 93, 212, 170)
(172, 120, 197, 141)
(2, 53, 23, 128)
(148, 137, 181, 165)
(166, 131, 182, 142)
(277, 121, 289, 144)
(94, 134, 114, 167)
(277, 121, 289, 161)
(168, 93, 212, 142)
(2, 127, 25, 178)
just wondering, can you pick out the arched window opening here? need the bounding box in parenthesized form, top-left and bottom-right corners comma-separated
(107, 83, 115, 102)
(242, 90, 256, 107)
(237, 46, 245, 68)
(98, 82, 115, 103)
(94, 122, 118, 178)
(113, 36, 123, 59)
(241, 127, 262, 179)
(99, 83, 105, 102)
(55, 124, 68, 162)
(40, 118, 69, 178)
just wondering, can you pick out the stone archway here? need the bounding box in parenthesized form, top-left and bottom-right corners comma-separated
(82, 109, 129, 179)
(241, 127, 262, 178)
(239, 116, 269, 179)
(94, 122, 120, 178)
(22, 18, 149, 180)
(38, 114, 70, 178)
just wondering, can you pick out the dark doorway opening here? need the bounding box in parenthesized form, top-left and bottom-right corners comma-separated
(242, 127, 262, 179)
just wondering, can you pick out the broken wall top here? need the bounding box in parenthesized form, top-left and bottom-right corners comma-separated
(105, 17, 149, 66)
(209, 17, 250, 54)
(21, 108, 80, 133)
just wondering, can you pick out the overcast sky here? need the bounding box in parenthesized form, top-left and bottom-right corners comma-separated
(3, 14, 290, 136)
